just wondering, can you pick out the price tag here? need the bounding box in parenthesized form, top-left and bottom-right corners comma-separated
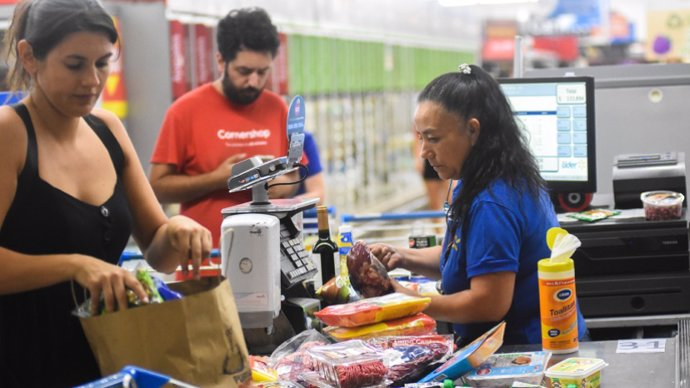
(616, 338, 666, 353)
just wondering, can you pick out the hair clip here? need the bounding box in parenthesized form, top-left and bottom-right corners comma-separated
(458, 63, 472, 74)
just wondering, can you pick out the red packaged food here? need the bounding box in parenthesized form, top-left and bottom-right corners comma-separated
(314, 292, 431, 328)
(307, 340, 387, 388)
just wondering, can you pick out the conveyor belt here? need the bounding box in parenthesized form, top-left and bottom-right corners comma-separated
(679, 318, 689, 388)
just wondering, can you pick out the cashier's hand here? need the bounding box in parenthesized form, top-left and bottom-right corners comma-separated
(166, 215, 213, 280)
(370, 243, 404, 270)
(73, 256, 149, 315)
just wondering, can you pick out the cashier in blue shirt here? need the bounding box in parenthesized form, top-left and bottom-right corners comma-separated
(371, 64, 588, 346)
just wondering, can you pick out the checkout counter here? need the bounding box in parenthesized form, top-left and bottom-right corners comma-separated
(556, 151, 690, 341)
(503, 319, 688, 386)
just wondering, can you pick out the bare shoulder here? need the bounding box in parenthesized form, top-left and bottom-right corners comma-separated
(89, 107, 139, 164)
(0, 105, 28, 171)
(90, 107, 123, 131)
(0, 105, 28, 145)
(89, 107, 130, 141)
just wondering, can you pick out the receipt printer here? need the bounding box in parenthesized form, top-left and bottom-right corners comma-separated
(613, 152, 687, 209)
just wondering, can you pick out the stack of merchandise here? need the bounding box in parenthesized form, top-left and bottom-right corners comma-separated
(315, 240, 438, 341)
(315, 292, 436, 341)
(252, 329, 456, 388)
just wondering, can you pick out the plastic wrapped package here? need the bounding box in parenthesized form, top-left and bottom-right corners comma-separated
(314, 292, 431, 327)
(323, 313, 436, 341)
(461, 351, 551, 387)
(368, 335, 455, 385)
(307, 340, 388, 388)
(347, 240, 393, 298)
(270, 329, 330, 382)
(250, 355, 278, 383)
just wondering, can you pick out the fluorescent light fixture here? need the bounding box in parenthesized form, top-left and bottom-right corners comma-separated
(439, 0, 538, 6)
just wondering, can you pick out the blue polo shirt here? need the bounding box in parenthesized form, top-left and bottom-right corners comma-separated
(296, 132, 323, 196)
(440, 179, 587, 346)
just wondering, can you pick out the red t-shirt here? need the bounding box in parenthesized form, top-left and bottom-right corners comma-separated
(151, 84, 292, 246)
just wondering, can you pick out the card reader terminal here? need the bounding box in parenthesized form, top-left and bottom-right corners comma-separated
(279, 219, 317, 288)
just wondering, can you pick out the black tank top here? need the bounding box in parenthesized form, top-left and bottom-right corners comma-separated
(0, 104, 133, 387)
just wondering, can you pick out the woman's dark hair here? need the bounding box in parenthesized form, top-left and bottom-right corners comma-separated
(216, 7, 280, 63)
(3, 0, 118, 92)
(418, 64, 546, 243)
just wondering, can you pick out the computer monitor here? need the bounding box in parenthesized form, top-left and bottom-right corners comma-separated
(498, 76, 597, 197)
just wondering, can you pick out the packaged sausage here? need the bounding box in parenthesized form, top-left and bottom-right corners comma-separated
(314, 292, 431, 328)
(347, 240, 393, 298)
(323, 313, 437, 341)
(307, 340, 388, 388)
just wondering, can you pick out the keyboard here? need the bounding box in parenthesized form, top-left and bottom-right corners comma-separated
(279, 223, 317, 288)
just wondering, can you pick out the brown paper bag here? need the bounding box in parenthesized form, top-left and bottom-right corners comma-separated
(80, 277, 250, 387)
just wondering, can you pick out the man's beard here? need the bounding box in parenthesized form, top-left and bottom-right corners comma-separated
(221, 68, 262, 105)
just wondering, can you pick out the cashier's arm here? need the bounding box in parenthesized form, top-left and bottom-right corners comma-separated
(371, 244, 444, 279)
(424, 271, 515, 323)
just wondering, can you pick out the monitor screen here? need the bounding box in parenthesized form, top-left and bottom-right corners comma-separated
(498, 76, 597, 194)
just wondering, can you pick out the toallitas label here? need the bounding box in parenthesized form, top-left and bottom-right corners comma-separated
(538, 258, 579, 354)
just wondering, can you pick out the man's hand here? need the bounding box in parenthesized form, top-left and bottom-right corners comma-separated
(211, 153, 247, 189)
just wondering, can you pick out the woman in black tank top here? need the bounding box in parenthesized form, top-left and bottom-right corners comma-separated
(0, 1, 212, 386)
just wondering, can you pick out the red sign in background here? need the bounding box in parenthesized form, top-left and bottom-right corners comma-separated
(533, 35, 580, 62)
(169, 20, 190, 100)
(193, 24, 214, 87)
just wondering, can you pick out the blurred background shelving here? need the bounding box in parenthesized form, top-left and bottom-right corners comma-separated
(2, 0, 690, 214)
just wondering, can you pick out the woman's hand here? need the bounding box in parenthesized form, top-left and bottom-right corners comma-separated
(369, 243, 405, 270)
(165, 215, 212, 280)
(72, 255, 149, 315)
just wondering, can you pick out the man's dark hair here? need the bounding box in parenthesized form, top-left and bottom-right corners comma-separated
(216, 7, 279, 63)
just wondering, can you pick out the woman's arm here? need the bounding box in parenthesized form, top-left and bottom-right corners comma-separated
(425, 271, 515, 323)
(370, 244, 443, 279)
(96, 109, 211, 278)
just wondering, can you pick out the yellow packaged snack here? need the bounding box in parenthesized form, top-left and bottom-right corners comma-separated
(323, 313, 436, 340)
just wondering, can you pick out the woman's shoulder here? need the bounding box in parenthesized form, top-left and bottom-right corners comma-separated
(478, 179, 548, 208)
(0, 104, 28, 140)
(89, 107, 123, 131)
(0, 104, 29, 170)
(88, 107, 131, 145)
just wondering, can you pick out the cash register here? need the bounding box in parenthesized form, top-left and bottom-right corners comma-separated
(563, 152, 690, 318)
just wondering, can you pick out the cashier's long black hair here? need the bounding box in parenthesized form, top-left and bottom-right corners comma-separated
(418, 65, 546, 248)
(3, 0, 118, 92)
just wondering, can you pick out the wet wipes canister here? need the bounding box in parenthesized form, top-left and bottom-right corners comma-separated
(538, 257, 579, 354)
